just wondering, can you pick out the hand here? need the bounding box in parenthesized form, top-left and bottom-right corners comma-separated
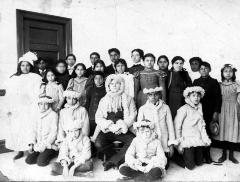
(143, 164, 153, 173)
(55, 139, 62, 146)
(134, 159, 142, 166)
(69, 165, 76, 177)
(135, 165, 145, 172)
(212, 112, 219, 122)
(28, 144, 34, 154)
(114, 129, 122, 135)
(109, 124, 118, 133)
(167, 145, 174, 158)
(177, 146, 184, 155)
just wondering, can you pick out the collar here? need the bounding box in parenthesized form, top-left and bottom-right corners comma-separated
(185, 98, 203, 114)
(68, 65, 75, 70)
(145, 100, 164, 110)
(64, 101, 80, 110)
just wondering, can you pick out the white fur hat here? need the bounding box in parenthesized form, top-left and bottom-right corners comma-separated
(65, 121, 84, 132)
(63, 90, 81, 99)
(105, 74, 125, 93)
(37, 96, 54, 104)
(18, 51, 38, 65)
(183, 86, 205, 98)
(133, 120, 155, 130)
(143, 86, 163, 94)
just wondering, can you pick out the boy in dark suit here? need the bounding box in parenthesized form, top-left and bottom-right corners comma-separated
(105, 48, 120, 75)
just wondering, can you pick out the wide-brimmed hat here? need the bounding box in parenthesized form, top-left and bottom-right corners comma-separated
(18, 51, 38, 65)
(133, 119, 155, 130)
(183, 86, 205, 98)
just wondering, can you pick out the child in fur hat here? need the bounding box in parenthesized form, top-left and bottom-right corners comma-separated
(51, 120, 93, 177)
(173, 86, 211, 170)
(119, 119, 167, 181)
(56, 89, 90, 145)
(26, 96, 58, 166)
(94, 74, 137, 171)
(137, 86, 176, 169)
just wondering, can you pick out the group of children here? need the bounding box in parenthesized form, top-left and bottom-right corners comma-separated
(4, 48, 240, 181)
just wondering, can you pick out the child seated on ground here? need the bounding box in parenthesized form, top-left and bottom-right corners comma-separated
(119, 119, 167, 181)
(174, 86, 211, 170)
(51, 121, 93, 177)
(26, 95, 58, 167)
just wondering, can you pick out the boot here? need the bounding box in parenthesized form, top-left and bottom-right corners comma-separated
(218, 149, 227, 163)
(229, 150, 239, 164)
(13, 151, 24, 160)
(204, 147, 212, 164)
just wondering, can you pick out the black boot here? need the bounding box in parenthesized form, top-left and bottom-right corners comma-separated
(229, 150, 239, 164)
(103, 161, 115, 171)
(13, 151, 24, 160)
(204, 147, 212, 164)
(218, 149, 227, 163)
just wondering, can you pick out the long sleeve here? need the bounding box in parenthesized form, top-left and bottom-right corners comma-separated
(198, 119, 211, 146)
(158, 73, 167, 102)
(75, 136, 91, 164)
(57, 111, 66, 142)
(85, 75, 94, 90)
(80, 108, 90, 136)
(66, 78, 74, 90)
(124, 97, 137, 127)
(44, 112, 58, 148)
(165, 106, 177, 146)
(57, 84, 65, 108)
(134, 72, 140, 101)
(57, 140, 71, 164)
(174, 106, 187, 141)
(137, 107, 144, 122)
(84, 87, 92, 110)
(125, 139, 137, 169)
(213, 80, 222, 113)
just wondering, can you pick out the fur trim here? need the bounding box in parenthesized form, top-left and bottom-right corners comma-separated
(37, 97, 54, 104)
(183, 86, 205, 98)
(63, 90, 81, 99)
(133, 120, 155, 130)
(143, 87, 163, 94)
(18, 51, 38, 65)
(116, 119, 128, 134)
(105, 74, 125, 93)
(64, 120, 84, 132)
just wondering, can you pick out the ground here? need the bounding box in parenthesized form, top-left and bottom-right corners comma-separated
(0, 148, 239, 181)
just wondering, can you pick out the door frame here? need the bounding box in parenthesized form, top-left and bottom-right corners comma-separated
(16, 9, 72, 59)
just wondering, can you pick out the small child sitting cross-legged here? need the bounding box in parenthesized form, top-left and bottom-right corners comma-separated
(51, 121, 93, 177)
(174, 86, 211, 170)
(26, 96, 58, 167)
(119, 119, 167, 181)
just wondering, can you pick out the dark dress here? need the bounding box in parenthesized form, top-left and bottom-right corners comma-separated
(128, 64, 144, 75)
(85, 66, 94, 78)
(85, 85, 106, 136)
(134, 68, 167, 108)
(55, 72, 71, 90)
(167, 70, 192, 119)
(105, 64, 115, 76)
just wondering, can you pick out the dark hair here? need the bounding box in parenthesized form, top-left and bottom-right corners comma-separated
(200, 61, 211, 70)
(65, 53, 76, 61)
(221, 64, 237, 82)
(114, 58, 128, 72)
(108, 48, 120, 55)
(157, 55, 169, 65)
(35, 57, 46, 65)
(71, 63, 87, 78)
(11, 61, 34, 77)
(42, 68, 57, 83)
(93, 71, 105, 78)
(189, 57, 202, 64)
(131, 49, 144, 59)
(93, 60, 106, 72)
(55, 60, 68, 74)
(90, 52, 100, 59)
(171, 56, 185, 65)
(143, 53, 156, 62)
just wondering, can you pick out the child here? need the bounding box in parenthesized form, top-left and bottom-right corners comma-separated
(85, 71, 106, 138)
(51, 121, 93, 177)
(193, 61, 222, 163)
(34, 57, 47, 78)
(41, 69, 64, 112)
(119, 119, 167, 181)
(106, 48, 120, 75)
(65, 54, 77, 76)
(216, 64, 240, 164)
(67, 63, 88, 106)
(85, 60, 106, 90)
(115, 58, 134, 98)
(188, 57, 202, 82)
(167, 56, 192, 119)
(85, 52, 101, 78)
(56, 89, 90, 144)
(26, 95, 58, 166)
(137, 86, 176, 169)
(134, 53, 166, 108)
(174, 86, 211, 170)
(94, 74, 137, 171)
(55, 60, 71, 90)
(157, 55, 169, 73)
(128, 49, 144, 74)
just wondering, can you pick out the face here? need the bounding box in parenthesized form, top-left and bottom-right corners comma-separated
(66, 96, 78, 106)
(131, 51, 141, 64)
(37, 60, 47, 70)
(188, 92, 201, 105)
(190, 60, 201, 72)
(67, 129, 80, 140)
(158, 58, 169, 71)
(20, 61, 31, 74)
(38, 102, 50, 113)
(94, 75, 104, 87)
(223, 67, 233, 81)
(138, 127, 152, 139)
(75, 65, 85, 77)
(94, 63, 104, 72)
(147, 92, 160, 105)
(199, 65, 210, 78)
(109, 79, 121, 93)
(173, 60, 184, 71)
(66, 56, 76, 67)
(143, 56, 155, 69)
(109, 51, 120, 63)
(90, 54, 99, 65)
(116, 62, 126, 74)
(56, 63, 66, 74)
(46, 71, 56, 82)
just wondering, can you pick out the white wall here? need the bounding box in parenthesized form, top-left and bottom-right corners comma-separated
(0, 0, 240, 138)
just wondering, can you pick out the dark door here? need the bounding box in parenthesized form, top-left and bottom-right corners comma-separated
(17, 9, 72, 68)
